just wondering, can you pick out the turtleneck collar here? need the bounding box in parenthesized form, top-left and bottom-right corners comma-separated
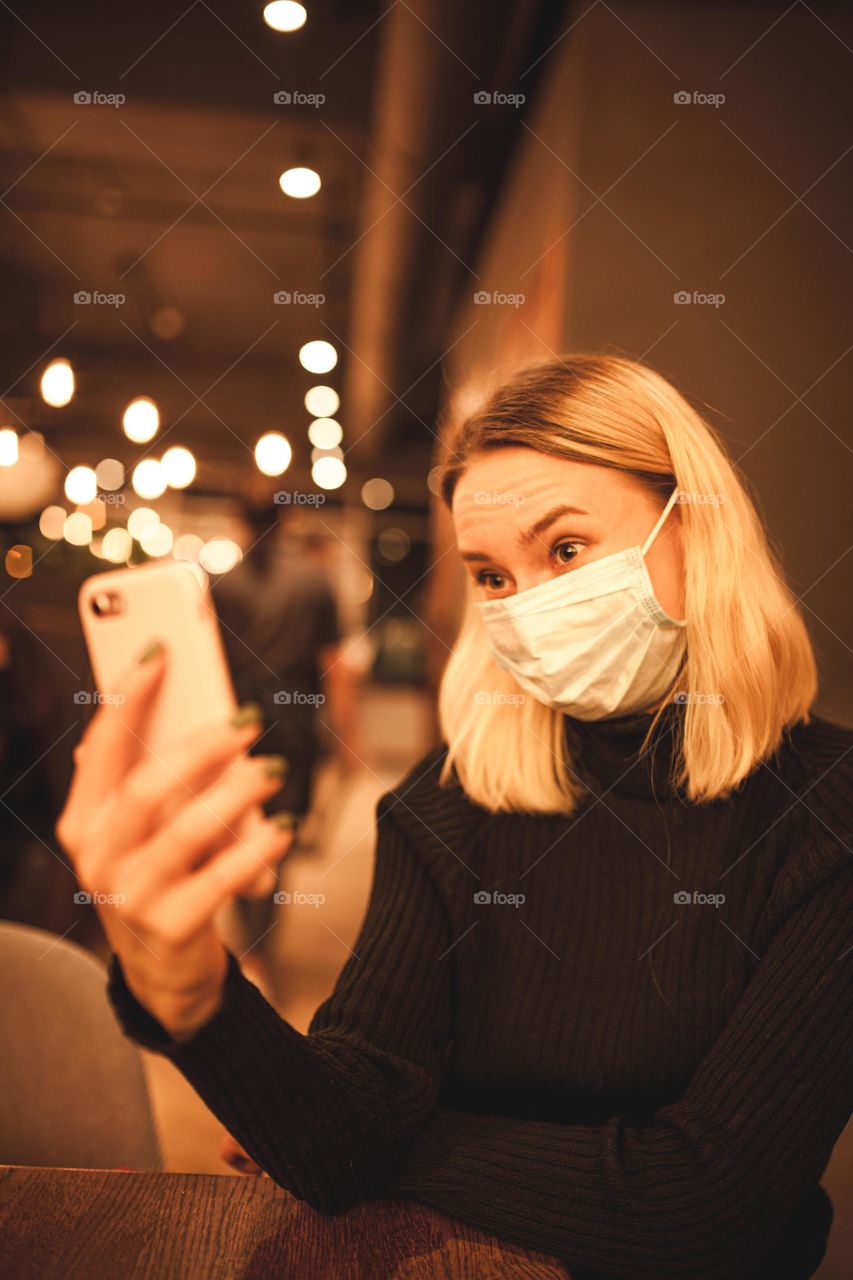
(563, 701, 685, 802)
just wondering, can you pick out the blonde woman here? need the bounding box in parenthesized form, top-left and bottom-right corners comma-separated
(58, 355, 852, 1280)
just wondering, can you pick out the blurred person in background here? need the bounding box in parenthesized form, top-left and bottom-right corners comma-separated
(212, 493, 362, 822)
(211, 494, 361, 949)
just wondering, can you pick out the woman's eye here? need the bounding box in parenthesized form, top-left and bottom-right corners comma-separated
(476, 571, 506, 590)
(554, 540, 583, 565)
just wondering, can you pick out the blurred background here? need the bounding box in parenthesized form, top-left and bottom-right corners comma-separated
(0, 0, 850, 1271)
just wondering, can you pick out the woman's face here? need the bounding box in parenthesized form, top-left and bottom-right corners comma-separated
(452, 447, 685, 622)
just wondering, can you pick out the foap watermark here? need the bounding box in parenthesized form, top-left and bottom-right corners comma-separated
(274, 290, 325, 307)
(274, 490, 326, 506)
(673, 692, 726, 706)
(673, 90, 725, 108)
(473, 489, 525, 507)
(74, 90, 126, 108)
(674, 290, 725, 308)
(674, 890, 725, 908)
(474, 691, 526, 707)
(74, 890, 126, 905)
(474, 90, 525, 108)
(273, 90, 325, 107)
(474, 290, 525, 307)
(675, 490, 725, 506)
(74, 691, 126, 705)
(74, 290, 126, 307)
(273, 890, 326, 907)
(273, 691, 326, 706)
(474, 890, 526, 907)
(97, 491, 126, 506)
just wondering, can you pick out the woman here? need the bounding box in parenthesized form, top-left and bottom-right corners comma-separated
(57, 355, 852, 1280)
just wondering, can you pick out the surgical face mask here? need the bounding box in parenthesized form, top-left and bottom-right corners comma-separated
(474, 487, 687, 720)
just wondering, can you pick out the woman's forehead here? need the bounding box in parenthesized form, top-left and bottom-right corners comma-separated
(452, 453, 632, 524)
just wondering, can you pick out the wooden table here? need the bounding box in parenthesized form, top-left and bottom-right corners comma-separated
(0, 1165, 572, 1279)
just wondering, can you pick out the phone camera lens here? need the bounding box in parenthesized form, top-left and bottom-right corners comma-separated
(91, 591, 122, 617)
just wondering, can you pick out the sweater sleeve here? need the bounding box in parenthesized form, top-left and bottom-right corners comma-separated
(384, 861, 853, 1280)
(106, 792, 454, 1210)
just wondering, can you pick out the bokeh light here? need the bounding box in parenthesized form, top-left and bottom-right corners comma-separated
(41, 359, 75, 407)
(263, 1, 307, 31)
(308, 417, 343, 448)
(361, 477, 394, 510)
(123, 397, 160, 444)
(312, 455, 346, 490)
(132, 459, 167, 499)
(279, 167, 321, 199)
(304, 385, 339, 417)
(65, 466, 97, 505)
(254, 431, 292, 476)
(298, 340, 337, 373)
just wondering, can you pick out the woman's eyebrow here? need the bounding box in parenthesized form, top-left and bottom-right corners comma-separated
(459, 504, 591, 562)
(518, 504, 589, 546)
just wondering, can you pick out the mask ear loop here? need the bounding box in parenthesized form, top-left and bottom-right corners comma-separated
(641, 487, 681, 557)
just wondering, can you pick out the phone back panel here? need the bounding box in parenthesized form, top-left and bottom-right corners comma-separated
(78, 561, 238, 758)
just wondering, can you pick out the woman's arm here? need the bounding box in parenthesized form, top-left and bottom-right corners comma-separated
(108, 791, 455, 1211)
(385, 863, 853, 1280)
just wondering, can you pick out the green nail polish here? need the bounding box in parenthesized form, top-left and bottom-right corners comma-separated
(137, 639, 164, 664)
(269, 811, 298, 830)
(230, 702, 263, 728)
(262, 755, 289, 778)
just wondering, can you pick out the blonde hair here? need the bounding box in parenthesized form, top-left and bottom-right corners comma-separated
(436, 354, 818, 814)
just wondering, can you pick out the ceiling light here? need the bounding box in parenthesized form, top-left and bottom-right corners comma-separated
(254, 432, 292, 476)
(308, 417, 342, 449)
(279, 167, 321, 199)
(65, 466, 98, 505)
(304, 385, 339, 417)
(263, 2, 307, 31)
(299, 340, 337, 373)
(132, 459, 167, 500)
(40, 359, 75, 407)
(123, 397, 160, 443)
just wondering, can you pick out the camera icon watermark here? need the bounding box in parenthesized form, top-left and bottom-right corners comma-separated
(473, 889, 525, 907)
(273, 691, 326, 706)
(673, 90, 725, 108)
(473, 290, 525, 307)
(473, 690, 526, 707)
(74, 889, 127, 905)
(73, 90, 126, 108)
(673, 290, 725, 308)
(672, 691, 725, 706)
(673, 890, 725, 907)
(274, 290, 325, 307)
(74, 691, 127, 706)
(274, 490, 326, 506)
(472, 489, 525, 507)
(473, 90, 525, 107)
(674, 490, 725, 506)
(273, 890, 326, 907)
(74, 290, 126, 307)
(273, 90, 325, 107)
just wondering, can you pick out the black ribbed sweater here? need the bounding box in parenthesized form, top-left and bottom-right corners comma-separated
(107, 703, 853, 1280)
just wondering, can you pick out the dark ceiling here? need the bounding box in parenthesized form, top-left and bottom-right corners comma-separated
(0, 0, 568, 508)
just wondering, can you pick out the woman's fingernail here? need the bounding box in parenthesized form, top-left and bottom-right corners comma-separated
(261, 755, 288, 779)
(230, 702, 263, 729)
(269, 810, 298, 831)
(137, 639, 164, 664)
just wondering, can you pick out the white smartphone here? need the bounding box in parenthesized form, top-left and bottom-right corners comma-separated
(78, 560, 273, 895)
(79, 560, 238, 753)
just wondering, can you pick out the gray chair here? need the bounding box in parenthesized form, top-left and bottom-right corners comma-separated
(0, 921, 162, 1171)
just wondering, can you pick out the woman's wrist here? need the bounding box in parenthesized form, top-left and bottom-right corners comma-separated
(120, 942, 229, 1041)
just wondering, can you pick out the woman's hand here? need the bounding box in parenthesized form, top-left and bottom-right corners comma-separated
(56, 645, 296, 1039)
